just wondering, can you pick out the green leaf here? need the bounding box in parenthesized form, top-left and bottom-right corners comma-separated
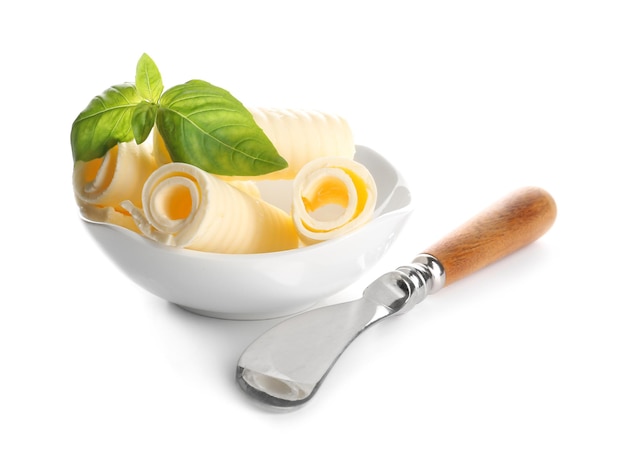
(132, 102, 157, 144)
(71, 83, 142, 162)
(156, 80, 288, 176)
(135, 53, 163, 103)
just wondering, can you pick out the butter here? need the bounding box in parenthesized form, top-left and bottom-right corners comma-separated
(127, 162, 299, 254)
(292, 157, 377, 244)
(247, 108, 355, 180)
(73, 139, 157, 227)
(75, 110, 374, 253)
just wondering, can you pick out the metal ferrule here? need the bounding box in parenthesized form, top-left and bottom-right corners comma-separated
(394, 254, 446, 314)
(362, 254, 446, 322)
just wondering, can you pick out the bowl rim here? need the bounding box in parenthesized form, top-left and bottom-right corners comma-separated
(80, 202, 412, 262)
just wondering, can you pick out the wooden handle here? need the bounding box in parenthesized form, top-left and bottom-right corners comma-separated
(423, 186, 557, 287)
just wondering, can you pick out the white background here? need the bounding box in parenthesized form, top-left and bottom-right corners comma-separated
(1, 1, 625, 467)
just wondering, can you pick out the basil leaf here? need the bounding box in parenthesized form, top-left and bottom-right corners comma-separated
(71, 83, 142, 162)
(132, 102, 157, 144)
(135, 53, 163, 103)
(157, 80, 288, 176)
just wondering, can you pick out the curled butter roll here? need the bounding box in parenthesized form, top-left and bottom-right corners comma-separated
(248, 108, 355, 180)
(73, 140, 157, 230)
(127, 162, 299, 254)
(153, 108, 355, 180)
(292, 157, 377, 245)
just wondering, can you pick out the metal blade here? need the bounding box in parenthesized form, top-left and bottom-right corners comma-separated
(236, 296, 384, 408)
(235, 259, 446, 409)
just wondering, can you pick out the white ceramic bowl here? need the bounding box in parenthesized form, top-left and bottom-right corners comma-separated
(81, 145, 412, 319)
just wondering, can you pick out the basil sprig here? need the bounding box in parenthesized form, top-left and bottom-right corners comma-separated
(70, 54, 287, 176)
